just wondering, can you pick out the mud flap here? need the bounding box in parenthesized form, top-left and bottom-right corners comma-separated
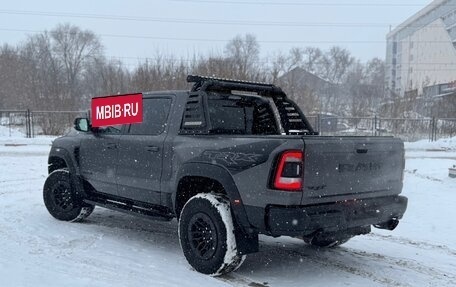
(234, 227, 259, 255)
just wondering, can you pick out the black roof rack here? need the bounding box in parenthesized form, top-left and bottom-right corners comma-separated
(184, 74, 316, 134)
(187, 75, 281, 93)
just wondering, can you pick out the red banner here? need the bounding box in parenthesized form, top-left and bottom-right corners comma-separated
(91, 93, 143, 127)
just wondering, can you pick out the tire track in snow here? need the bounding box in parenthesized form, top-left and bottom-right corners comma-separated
(0, 178, 44, 194)
(259, 244, 410, 287)
(335, 247, 456, 285)
(0, 177, 43, 183)
(217, 273, 269, 287)
(255, 238, 456, 287)
(366, 233, 456, 256)
(404, 170, 443, 182)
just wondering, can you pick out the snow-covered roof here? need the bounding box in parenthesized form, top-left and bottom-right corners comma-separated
(433, 91, 456, 99)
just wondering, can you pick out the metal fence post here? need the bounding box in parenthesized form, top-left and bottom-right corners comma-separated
(25, 109, 31, 138)
(378, 118, 381, 136)
(8, 112, 12, 137)
(373, 116, 377, 136)
(430, 117, 436, 142)
(433, 118, 438, 142)
(31, 111, 35, 138)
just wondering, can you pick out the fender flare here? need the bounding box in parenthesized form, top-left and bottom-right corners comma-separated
(173, 162, 253, 233)
(48, 147, 87, 198)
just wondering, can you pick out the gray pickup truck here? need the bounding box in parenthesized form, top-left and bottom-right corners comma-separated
(43, 75, 407, 275)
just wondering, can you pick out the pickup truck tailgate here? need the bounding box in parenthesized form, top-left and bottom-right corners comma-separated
(301, 136, 404, 205)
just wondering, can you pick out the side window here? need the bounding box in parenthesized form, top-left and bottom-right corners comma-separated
(98, 125, 123, 134)
(129, 98, 172, 135)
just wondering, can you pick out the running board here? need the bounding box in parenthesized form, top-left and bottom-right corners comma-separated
(84, 198, 174, 221)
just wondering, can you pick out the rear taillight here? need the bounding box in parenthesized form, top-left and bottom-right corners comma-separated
(273, 150, 303, 191)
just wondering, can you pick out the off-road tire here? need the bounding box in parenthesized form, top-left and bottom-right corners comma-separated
(178, 193, 246, 276)
(43, 169, 94, 222)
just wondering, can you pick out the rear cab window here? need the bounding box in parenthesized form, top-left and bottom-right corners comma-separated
(207, 92, 280, 135)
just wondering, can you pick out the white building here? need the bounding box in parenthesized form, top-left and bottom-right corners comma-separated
(386, 0, 456, 97)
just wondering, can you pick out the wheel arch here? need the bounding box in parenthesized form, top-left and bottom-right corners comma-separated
(48, 156, 68, 174)
(48, 146, 87, 198)
(48, 147, 77, 174)
(173, 163, 252, 233)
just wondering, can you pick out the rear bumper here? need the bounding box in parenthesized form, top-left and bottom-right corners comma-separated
(262, 195, 407, 236)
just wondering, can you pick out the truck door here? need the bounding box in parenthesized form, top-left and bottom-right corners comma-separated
(79, 125, 124, 196)
(115, 96, 173, 204)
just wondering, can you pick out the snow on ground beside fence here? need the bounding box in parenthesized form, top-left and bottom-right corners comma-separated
(0, 124, 25, 137)
(404, 136, 456, 151)
(0, 125, 55, 146)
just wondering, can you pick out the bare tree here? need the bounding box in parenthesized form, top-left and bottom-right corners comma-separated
(0, 45, 24, 109)
(225, 34, 260, 79)
(192, 55, 237, 79)
(131, 55, 188, 92)
(345, 61, 370, 118)
(344, 58, 386, 118)
(82, 58, 132, 106)
(51, 23, 103, 109)
(302, 47, 323, 74)
(319, 46, 354, 84)
(20, 32, 64, 110)
(270, 48, 322, 115)
(268, 51, 287, 84)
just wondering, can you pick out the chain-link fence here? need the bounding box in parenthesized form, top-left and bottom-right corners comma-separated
(0, 110, 88, 138)
(0, 110, 30, 137)
(308, 115, 456, 142)
(1, 110, 455, 141)
(436, 118, 456, 140)
(30, 111, 88, 137)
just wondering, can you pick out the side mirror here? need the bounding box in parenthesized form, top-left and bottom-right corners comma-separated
(74, 118, 90, 132)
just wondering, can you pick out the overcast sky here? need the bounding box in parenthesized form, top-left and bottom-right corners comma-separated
(0, 0, 430, 67)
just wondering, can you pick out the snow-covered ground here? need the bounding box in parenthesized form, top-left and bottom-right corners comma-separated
(1, 133, 455, 287)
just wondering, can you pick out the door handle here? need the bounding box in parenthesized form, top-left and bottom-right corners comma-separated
(146, 145, 159, 152)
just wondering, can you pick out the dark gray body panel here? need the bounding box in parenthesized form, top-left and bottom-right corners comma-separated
(79, 133, 120, 196)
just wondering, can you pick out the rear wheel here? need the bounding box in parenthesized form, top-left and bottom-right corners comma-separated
(178, 193, 245, 276)
(43, 169, 94, 222)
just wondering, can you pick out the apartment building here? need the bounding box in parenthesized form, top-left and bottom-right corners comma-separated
(386, 0, 456, 98)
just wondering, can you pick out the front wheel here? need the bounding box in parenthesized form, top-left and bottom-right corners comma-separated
(178, 193, 246, 276)
(43, 169, 94, 222)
